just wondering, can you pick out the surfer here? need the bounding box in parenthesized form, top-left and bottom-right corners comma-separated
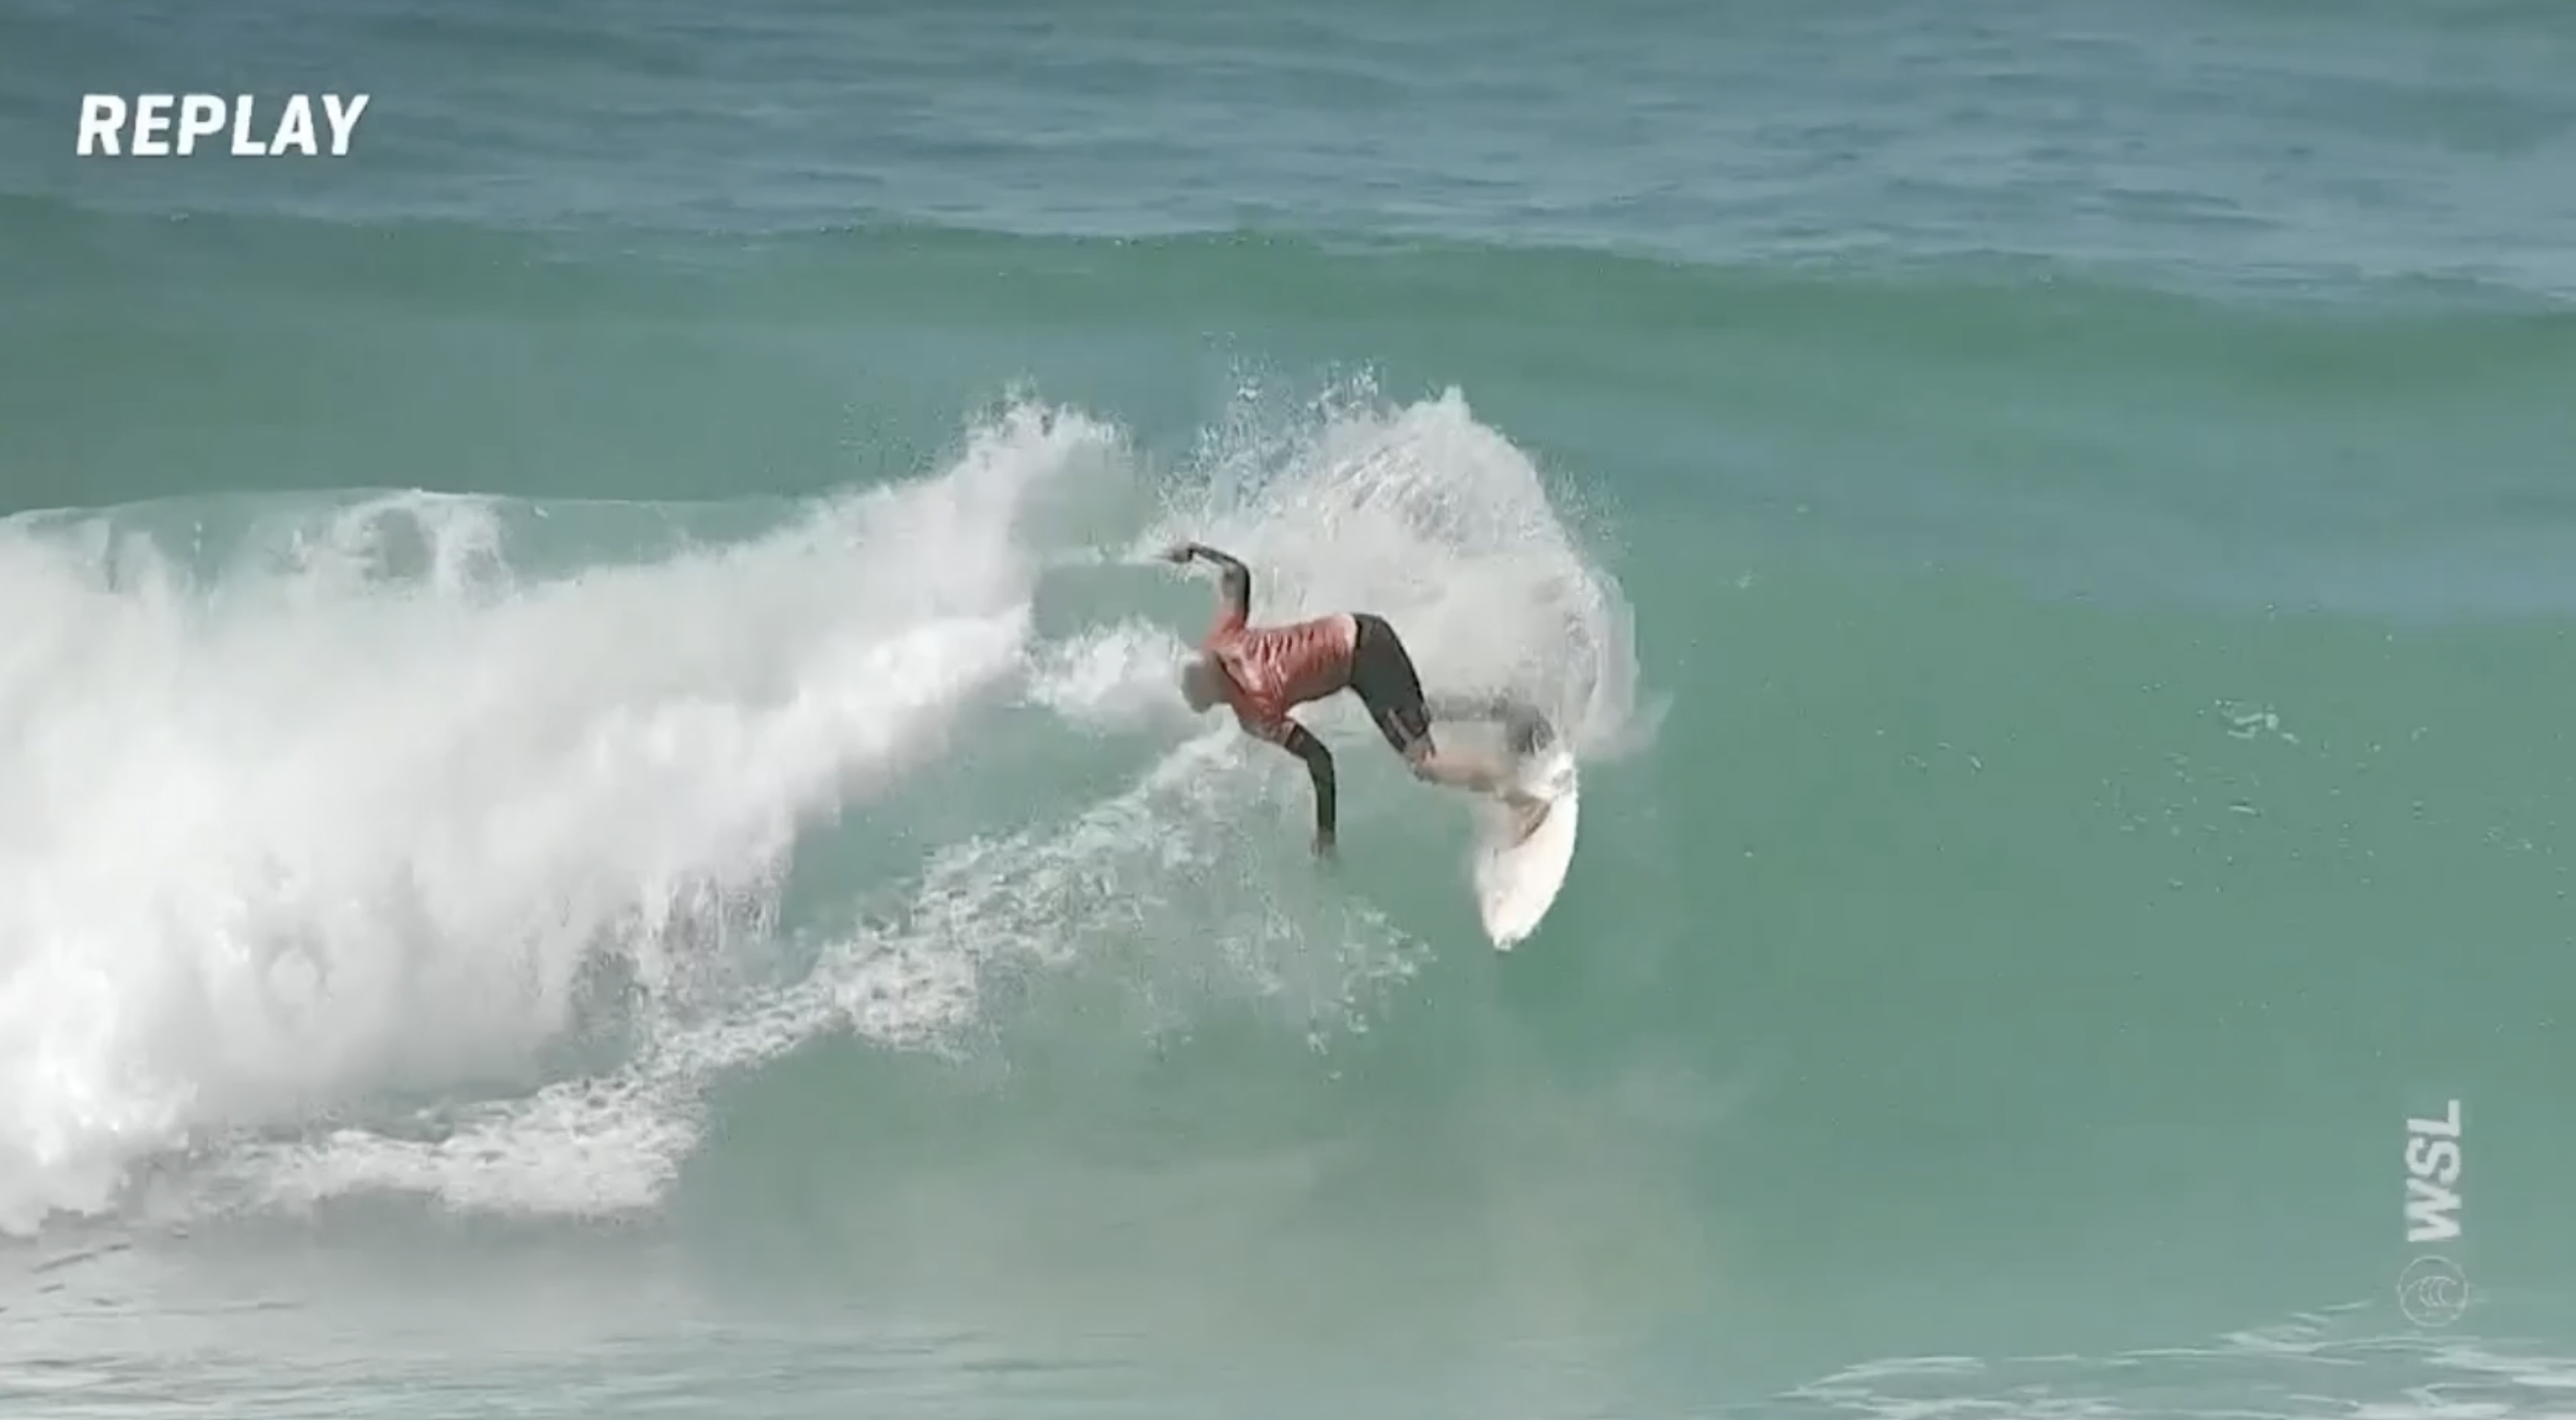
(1161, 540, 1554, 859)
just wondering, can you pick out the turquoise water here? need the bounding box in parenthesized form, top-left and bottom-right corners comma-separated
(4, 1, 2574, 1416)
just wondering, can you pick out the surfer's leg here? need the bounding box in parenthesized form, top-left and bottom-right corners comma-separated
(1348, 615, 1438, 761)
(1352, 618, 1547, 831)
(1423, 692, 1556, 758)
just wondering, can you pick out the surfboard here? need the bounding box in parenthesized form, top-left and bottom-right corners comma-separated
(1472, 745, 1581, 950)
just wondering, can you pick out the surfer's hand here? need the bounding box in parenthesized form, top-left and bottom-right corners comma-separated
(1313, 830, 1337, 862)
(1158, 542, 1197, 564)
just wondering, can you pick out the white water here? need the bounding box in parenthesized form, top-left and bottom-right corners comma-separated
(0, 387, 1643, 1237)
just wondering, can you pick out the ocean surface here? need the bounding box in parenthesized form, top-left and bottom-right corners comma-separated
(3, 0, 2574, 1415)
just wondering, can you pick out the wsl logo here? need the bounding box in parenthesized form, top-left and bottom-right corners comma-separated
(77, 94, 371, 157)
(2397, 1099, 2469, 1328)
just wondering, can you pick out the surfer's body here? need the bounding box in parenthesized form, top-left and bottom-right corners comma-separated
(1163, 541, 1551, 858)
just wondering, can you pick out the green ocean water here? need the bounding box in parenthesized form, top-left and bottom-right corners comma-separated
(3, 1, 2574, 1416)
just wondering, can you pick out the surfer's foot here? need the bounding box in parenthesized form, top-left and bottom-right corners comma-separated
(1504, 708, 1554, 759)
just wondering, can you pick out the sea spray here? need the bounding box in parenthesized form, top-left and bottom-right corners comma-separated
(0, 386, 1643, 1236)
(0, 403, 1114, 1233)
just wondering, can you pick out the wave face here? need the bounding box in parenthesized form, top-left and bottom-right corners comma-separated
(0, 387, 1645, 1238)
(6, 362, 2568, 1405)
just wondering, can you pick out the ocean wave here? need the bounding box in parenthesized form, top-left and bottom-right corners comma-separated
(0, 384, 1643, 1236)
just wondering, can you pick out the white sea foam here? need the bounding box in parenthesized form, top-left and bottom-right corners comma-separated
(0, 387, 1643, 1233)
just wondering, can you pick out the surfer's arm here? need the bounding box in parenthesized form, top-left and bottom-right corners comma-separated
(1278, 718, 1337, 857)
(1162, 542, 1252, 634)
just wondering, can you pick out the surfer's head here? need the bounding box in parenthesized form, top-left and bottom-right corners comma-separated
(1178, 655, 1223, 713)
